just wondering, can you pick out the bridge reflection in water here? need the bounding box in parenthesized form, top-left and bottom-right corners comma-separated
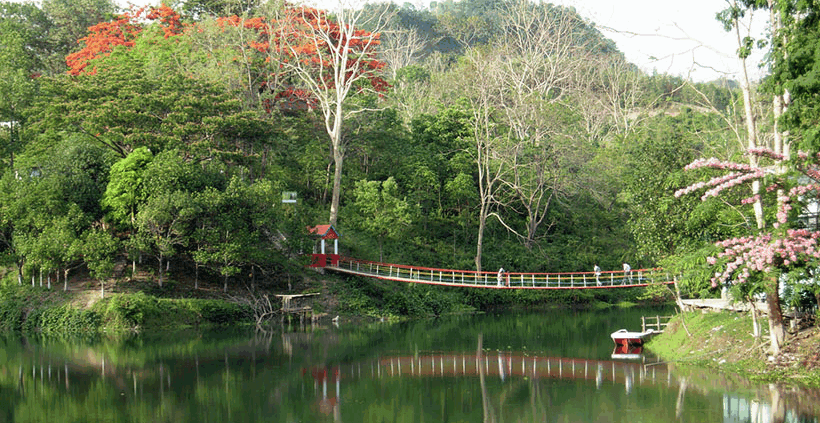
(372, 352, 663, 392)
(306, 346, 815, 423)
(320, 350, 668, 394)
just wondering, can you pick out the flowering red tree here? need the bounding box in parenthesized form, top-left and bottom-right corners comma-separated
(218, 4, 392, 226)
(65, 4, 185, 76)
(65, 8, 144, 75)
(675, 147, 820, 353)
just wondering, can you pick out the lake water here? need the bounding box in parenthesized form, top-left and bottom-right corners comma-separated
(2, 308, 819, 422)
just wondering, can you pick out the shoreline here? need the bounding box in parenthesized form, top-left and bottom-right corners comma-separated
(646, 310, 820, 389)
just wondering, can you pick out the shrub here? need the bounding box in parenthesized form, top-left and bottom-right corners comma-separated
(95, 292, 164, 331)
(0, 290, 26, 332)
(36, 304, 101, 335)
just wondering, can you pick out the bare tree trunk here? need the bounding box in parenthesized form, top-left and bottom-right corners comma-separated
(329, 143, 343, 226)
(770, 386, 786, 423)
(158, 255, 164, 288)
(64, 269, 69, 291)
(748, 296, 761, 339)
(272, 5, 393, 227)
(475, 214, 486, 273)
(766, 275, 786, 355)
(16, 259, 23, 285)
(731, 4, 765, 230)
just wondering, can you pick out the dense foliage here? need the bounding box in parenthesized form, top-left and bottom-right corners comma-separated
(1, 0, 798, 319)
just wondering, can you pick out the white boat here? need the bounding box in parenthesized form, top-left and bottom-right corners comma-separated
(610, 328, 654, 346)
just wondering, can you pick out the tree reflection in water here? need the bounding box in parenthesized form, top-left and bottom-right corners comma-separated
(2, 318, 819, 423)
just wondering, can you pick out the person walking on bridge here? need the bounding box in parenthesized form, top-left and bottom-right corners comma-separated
(622, 263, 632, 284)
(497, 268, 505, 287)
(594, 264, 601, 286)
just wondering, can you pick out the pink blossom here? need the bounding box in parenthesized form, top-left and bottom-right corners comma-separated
(678, 149, 820, 286)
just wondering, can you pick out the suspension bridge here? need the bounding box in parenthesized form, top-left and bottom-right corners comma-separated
(308, 225, 675, 290)
(318, 255, 674, 290)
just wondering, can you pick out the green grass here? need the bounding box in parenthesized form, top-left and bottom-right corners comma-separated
(643, 311, 820, 388)
(647, 311, 764, 362)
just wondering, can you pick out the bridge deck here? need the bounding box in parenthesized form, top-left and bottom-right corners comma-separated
(325, 257, 674, 290)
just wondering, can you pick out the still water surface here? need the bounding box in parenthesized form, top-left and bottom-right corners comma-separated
(2, 308, 819, 422)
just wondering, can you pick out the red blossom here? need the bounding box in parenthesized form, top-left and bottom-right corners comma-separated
(66, 4, 185, 75)
(65, 3, 389, 110)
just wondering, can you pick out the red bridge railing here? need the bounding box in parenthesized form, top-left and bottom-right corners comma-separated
(323, 256, 674, 289)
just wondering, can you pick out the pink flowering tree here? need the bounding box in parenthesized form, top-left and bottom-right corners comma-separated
(675, 147, 820, 354)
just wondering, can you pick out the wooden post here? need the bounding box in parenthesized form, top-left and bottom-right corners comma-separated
(641, 316, 646, 332)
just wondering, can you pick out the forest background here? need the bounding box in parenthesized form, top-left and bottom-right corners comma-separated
(2, 0, 818, 323)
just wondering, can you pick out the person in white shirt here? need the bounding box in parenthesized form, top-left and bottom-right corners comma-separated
(622, 263, 632, 284)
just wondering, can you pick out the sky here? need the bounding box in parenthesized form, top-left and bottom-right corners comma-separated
(554, 0, 768, 83)
(110, 0, 768, 83)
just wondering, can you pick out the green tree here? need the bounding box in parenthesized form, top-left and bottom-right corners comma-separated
(620, 111, 746, 262)
(1, 133, 110, 289)
(135, 191, 196, 288)
(351, 177, 412, 261)
(192, 177, 278, 292)
(83, 228, 120, 297)
(102, 147, 153, 228)
(26, 30, 268, 160)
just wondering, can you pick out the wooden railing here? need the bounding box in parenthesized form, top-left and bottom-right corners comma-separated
(325, 256, 675, 290)
(641, 315, 674, 333)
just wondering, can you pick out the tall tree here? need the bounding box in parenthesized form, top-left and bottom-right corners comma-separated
(268, 3, 392, 226)
(683, 0, 820, 355)
(487, 0, 598, 248)
(455, 47, 507, 272)
(717, 0, 767, 229)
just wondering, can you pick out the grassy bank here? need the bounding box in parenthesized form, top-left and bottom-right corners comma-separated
(647, 310, 820, 388)
(0, 282, 251, 335)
